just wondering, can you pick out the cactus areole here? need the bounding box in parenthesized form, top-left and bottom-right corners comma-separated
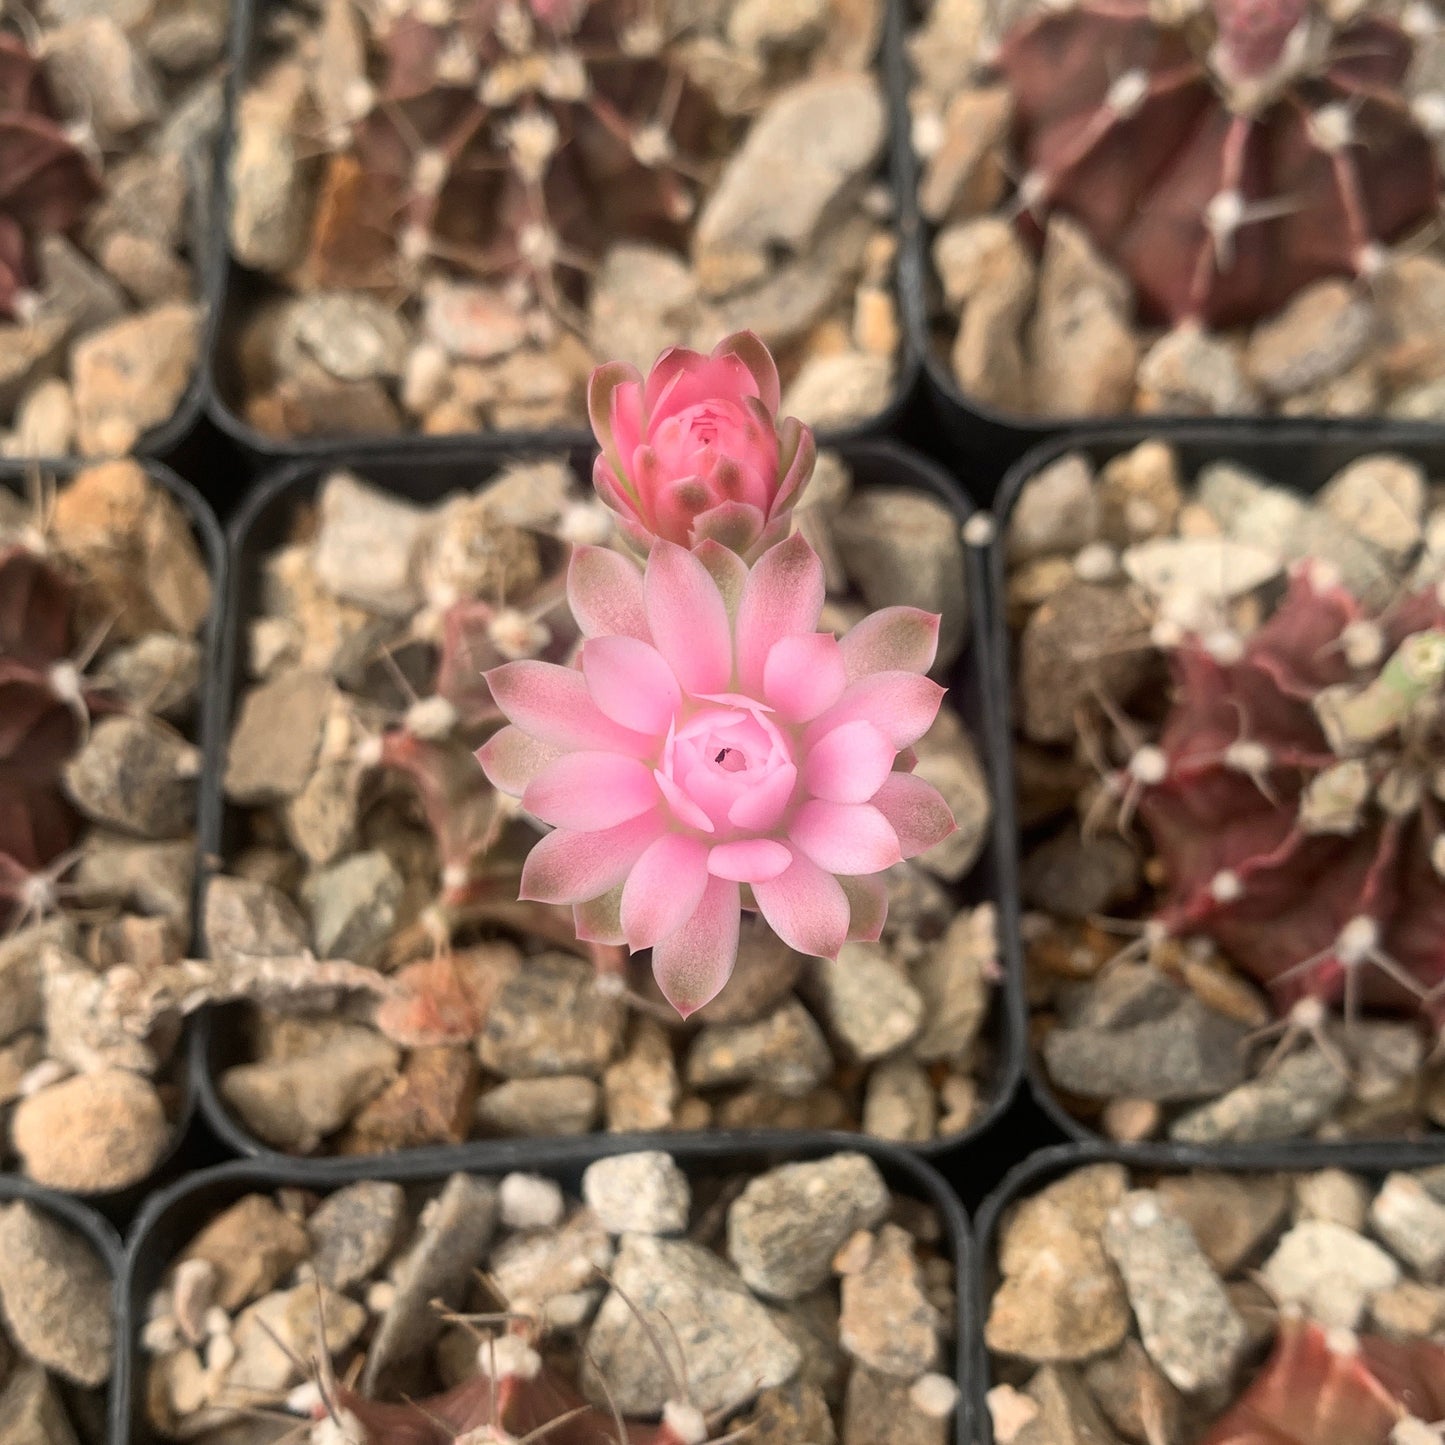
(1128, 561, 1445, 1032)
(995, 0, 1443, 325)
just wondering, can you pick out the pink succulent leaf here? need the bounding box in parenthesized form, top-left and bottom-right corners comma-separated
(707, 837, 793, 882)
(803, 719, 897, 803)
(645, 541, 733, 694)
(588, 362, 642, 486)
(586, 332, 815, 559)
(790, 800, 902, 875)
(840, 872, 890, 943)
(736, 532, 827, 693)
(774, 417, 816, 512)
(475, 725, 564, 794)
(840, 607, 942, 681)
(581, 636, 682, 734)
(804, 671, 948, 752)
(725, 760, 798, 831)
(567, 545, 649, 641)
(872, 771, 959, 857)
(714, 328, 782, 412)
(620, 833, 710, 950)
(522, 751, 659, 830)
(652, 875, 742, 1016)
(763, 633, 848, 722)
(753, 852, 852, 959)
(689, 500, 768, 556)
(486, 660, 654, 755)
(482, 530, 956, 1015)
(519, 812, 665, 904)
(574, 885, 626, 946)
(693, 537, 750, 620)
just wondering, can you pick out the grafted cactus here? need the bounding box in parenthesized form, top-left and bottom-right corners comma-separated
(305, 0, 710, 325)
(277, 1302, 719, 1445)
(994, 0, 1442, 325)
(1202, 1314, 1445, 1444)
(1121, 561, 1445, 1038)
(0, 33, 100, 319)
(0, 542, 115, 929)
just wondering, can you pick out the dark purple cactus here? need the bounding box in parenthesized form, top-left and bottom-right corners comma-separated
(0, 34, 100, 320)
(994, 0, 1442, 326)
(1125, 561, 1445, 1031)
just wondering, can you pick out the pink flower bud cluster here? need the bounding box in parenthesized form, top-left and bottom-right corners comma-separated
(479, 334, 957, 1015)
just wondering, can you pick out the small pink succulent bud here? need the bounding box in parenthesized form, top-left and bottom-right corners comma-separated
(588, 332, 816, 562)
(478, 533, 955, 1016)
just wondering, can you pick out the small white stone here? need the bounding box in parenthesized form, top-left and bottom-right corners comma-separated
(582, 1152, 691, 1236)
(911, 1372, 961, 1419)
(499, 1173, 566, 1231)
(1262, 1220, 1400, 1328)
(1123, 536, 1280, 601)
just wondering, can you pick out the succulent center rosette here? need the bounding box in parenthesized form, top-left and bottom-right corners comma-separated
(479, 331, 957, 1017)
(479, 533, 956, 1014)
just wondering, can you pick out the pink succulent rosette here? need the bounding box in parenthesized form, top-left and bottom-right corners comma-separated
(589, 331, 816, 561)
(477, 533, 957, 1015)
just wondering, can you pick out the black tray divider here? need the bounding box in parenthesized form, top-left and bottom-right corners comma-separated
(190, 436, 1027, 1164)
(120, 1134, 976, 1445)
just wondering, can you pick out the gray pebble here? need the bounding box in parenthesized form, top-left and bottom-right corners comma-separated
(1044, 996, 1249, 1103)
(582, 1152, 691, 1237)
(0, 1203, 113, 1388)
(1102, 1191, 1246, 1395)
(583, 1234, 801, 1415)
(728, 1153, 890, 1300)
(478, 952, 625, 1079)
(306, 1181, 407, 1291)
(1168, 1047, 1349, 1144)
(364, 1174, 498, 1390)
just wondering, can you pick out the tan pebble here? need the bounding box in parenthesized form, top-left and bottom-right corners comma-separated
(422, 400, 481, 435)
(1102, 1097, 1160, 1143)
(1177, 503, 1223, 538)
(672, 1095, 712, 1130)
(1181, 953, 1271, 1027)
(853, 285, 900, 357)
(832, 1229, 875, 1276)
(863, 231, 897, 283)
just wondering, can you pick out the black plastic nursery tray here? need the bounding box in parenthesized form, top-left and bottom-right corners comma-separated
(203, 0, 925, 466)
(191, 436, 1026, 1164)
(988, 423, 1445, 1156)
(121, 1133, 976, 1445)
(0, 458, 227, 1211)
